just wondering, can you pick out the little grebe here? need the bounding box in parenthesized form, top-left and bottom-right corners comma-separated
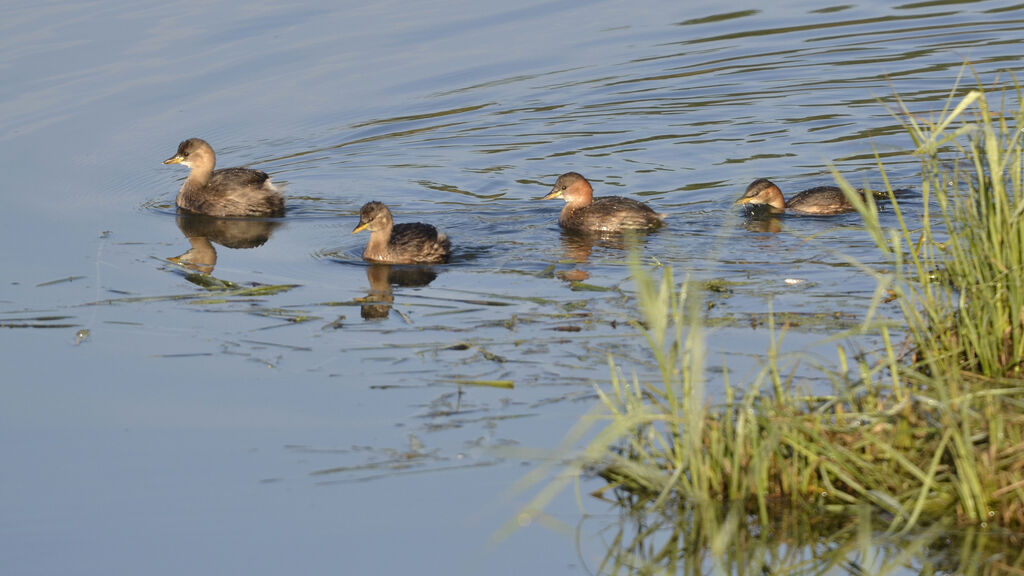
(352, 201, 451, 264)
(735, 178, 878, 215)
(541, 172, 666, 233)
(163, 138, 284, 217)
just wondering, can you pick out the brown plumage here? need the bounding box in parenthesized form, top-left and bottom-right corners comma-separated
(163, 138, 284, 217)
(735, 178, 882, 215)
(352, 201, 451, 264)
(541, 172, 666, 233)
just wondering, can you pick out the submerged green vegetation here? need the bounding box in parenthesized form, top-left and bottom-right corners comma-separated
(516, 78, 1024, 569)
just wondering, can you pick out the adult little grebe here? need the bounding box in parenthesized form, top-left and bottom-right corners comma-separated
(735, 178, 876, 215)
(163, 138, 284, 217)
(352, 201, 451, 264)
(541, 172, 665, 233)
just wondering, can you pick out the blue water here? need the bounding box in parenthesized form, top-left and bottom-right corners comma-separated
(3, 1, 1024, 573)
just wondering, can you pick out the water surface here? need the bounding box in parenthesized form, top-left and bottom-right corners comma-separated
(3, 1, 1024, 573)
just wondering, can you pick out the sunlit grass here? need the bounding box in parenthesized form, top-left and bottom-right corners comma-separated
(845, 73, 1024, 381)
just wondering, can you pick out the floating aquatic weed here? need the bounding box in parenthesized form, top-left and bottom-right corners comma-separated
(441, 287, 560, 306)
(228, 284, 301, 297)
(321, 315, 345, 330)
(35, 275, 86, 287)
(443, 378, 515, 389)
(423, 307, 485, 318)
(84, 283, 300, 305)
(568, 281, 614, 292)
(184, 273, 236, 290)
(0, 314, 79, 329)
(476, 345, 507, 363)
(238, 339, 312, 352)
(703, 310, 862, 332)
(247, 307, 320, 324)
(298, 433, 501, 485)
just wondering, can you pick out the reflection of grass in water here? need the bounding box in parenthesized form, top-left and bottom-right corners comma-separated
(507, 78, 1024, 570)
(584, 503, 1018, 575)
(295, 433, 504, 484)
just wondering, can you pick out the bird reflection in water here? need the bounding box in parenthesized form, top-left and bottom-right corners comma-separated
(168, 212, 281, 274)
(554, 230, 641, 284)
(739, 206, 784, 234)
(359, 264, 438, 320)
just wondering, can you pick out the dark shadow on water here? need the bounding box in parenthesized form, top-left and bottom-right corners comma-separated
(169, 212, 282, 274)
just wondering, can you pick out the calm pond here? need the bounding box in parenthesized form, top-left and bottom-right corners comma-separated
(3, 0, 1023, 573)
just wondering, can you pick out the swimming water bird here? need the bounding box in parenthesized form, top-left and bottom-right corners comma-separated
(734, 178, 874, 215)
(352, 201, 451, 264)
(163, 138, 284, 217)
(541, 172, 666, 233)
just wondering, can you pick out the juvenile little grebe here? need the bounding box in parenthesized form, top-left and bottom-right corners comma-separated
(163, 138, 284, 217)
(735, 178, 875, 215)
(541, 172, 666, 233)
(352, 201, 451, 264)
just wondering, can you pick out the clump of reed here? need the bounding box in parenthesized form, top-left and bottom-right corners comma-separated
(848, 76, 1024, 380)
(591, 260, 1004, 532)
(519, 79, 1024, 545)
